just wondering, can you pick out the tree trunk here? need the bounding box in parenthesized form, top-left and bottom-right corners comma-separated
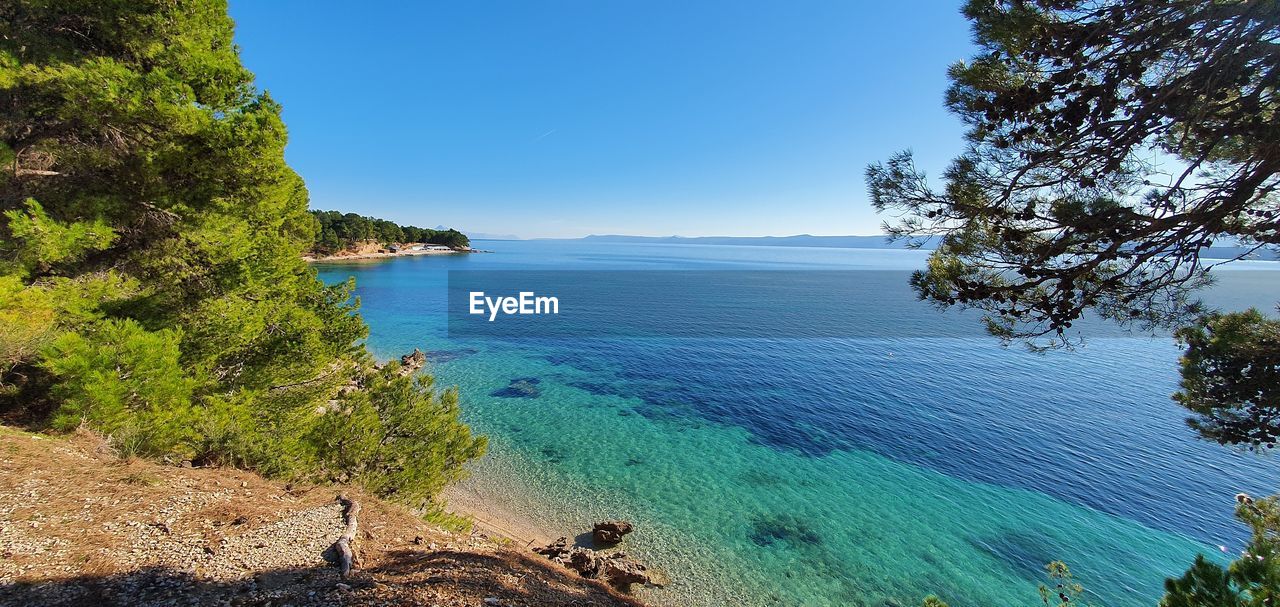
(333, 494, 361, 578)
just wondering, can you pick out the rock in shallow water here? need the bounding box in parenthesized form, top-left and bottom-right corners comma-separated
(533, 536, 654, 590)
(592, 520, 634, 545)
(601, 555, 650, 588)
(400, 348, 426, 369)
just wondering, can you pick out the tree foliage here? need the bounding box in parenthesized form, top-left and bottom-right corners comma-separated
(0, 0, 484, 506)
(1174, 309, 1280, 451)
(1160, 495, 1280, 607)
(868, 0, 1278, 342)
(42, 318, 194, 456)
(309, 209, 470, 254)
(312, 363, 488, 510)
(872, 2, 1280, 605)
(868, 0, 1280, 446)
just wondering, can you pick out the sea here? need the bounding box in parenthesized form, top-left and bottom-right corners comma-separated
(315, 239, 1280, 607)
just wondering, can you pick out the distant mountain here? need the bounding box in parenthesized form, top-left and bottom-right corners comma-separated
(572, 234, 938, 249)
(536, 233, 1277, 260)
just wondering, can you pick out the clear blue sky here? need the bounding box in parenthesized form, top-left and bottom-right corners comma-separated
(228, 1, 975, 239)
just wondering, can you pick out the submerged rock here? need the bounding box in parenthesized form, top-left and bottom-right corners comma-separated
(592, 520, 634, 545)
(748, 513, 823, 548)
(490, 377, 541, 398)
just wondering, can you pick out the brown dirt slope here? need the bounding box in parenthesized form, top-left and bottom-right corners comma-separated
(0, 426, 643, 607)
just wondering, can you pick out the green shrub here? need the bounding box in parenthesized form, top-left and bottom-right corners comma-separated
(42, 319, 195, 457)
(312, 364, 488, 509)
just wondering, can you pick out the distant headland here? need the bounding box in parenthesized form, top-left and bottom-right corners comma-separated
(304, 210, 479, 261)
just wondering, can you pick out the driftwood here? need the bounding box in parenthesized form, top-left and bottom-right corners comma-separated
(333, 494, 361, 578)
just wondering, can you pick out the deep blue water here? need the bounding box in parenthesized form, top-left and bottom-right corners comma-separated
(316, 240, 1280, 607)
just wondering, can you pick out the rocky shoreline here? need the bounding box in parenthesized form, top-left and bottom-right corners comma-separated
(0, 425, 644, 607)
(441, 469, 672, 601)
(302, 247, 479, 263)
(533, 522, 657, 590)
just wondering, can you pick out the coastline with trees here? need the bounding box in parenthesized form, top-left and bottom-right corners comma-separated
(306, 210, 475, 261)
(309, 210, 476, 254)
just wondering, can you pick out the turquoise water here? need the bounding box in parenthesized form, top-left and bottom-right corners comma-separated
(316, 241, 1280, 607)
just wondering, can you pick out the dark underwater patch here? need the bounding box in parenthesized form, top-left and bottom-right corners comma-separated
(744, 434, 838, 458)
(741, 469, 787, 487)
(748, 514, 823, 549)
(541, 352, 610, 372)
(632, 400, 693, 423)
(540, 344, 853, 459)
(618, 378, 845, 458)
(966, 530, 1058, 579)
(540, 446, 565, 464)
(617, 367, 669, 381)
(423, 348, 479, 363)
(566, 380, 630, 397)
(491, 377, 541, 398)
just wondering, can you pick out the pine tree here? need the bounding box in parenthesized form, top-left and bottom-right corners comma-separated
(867, 0, 1280, 445)
(0, 0, 484, 505)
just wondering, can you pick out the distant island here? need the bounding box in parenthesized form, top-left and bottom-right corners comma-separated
(307, 210, 474, 260)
